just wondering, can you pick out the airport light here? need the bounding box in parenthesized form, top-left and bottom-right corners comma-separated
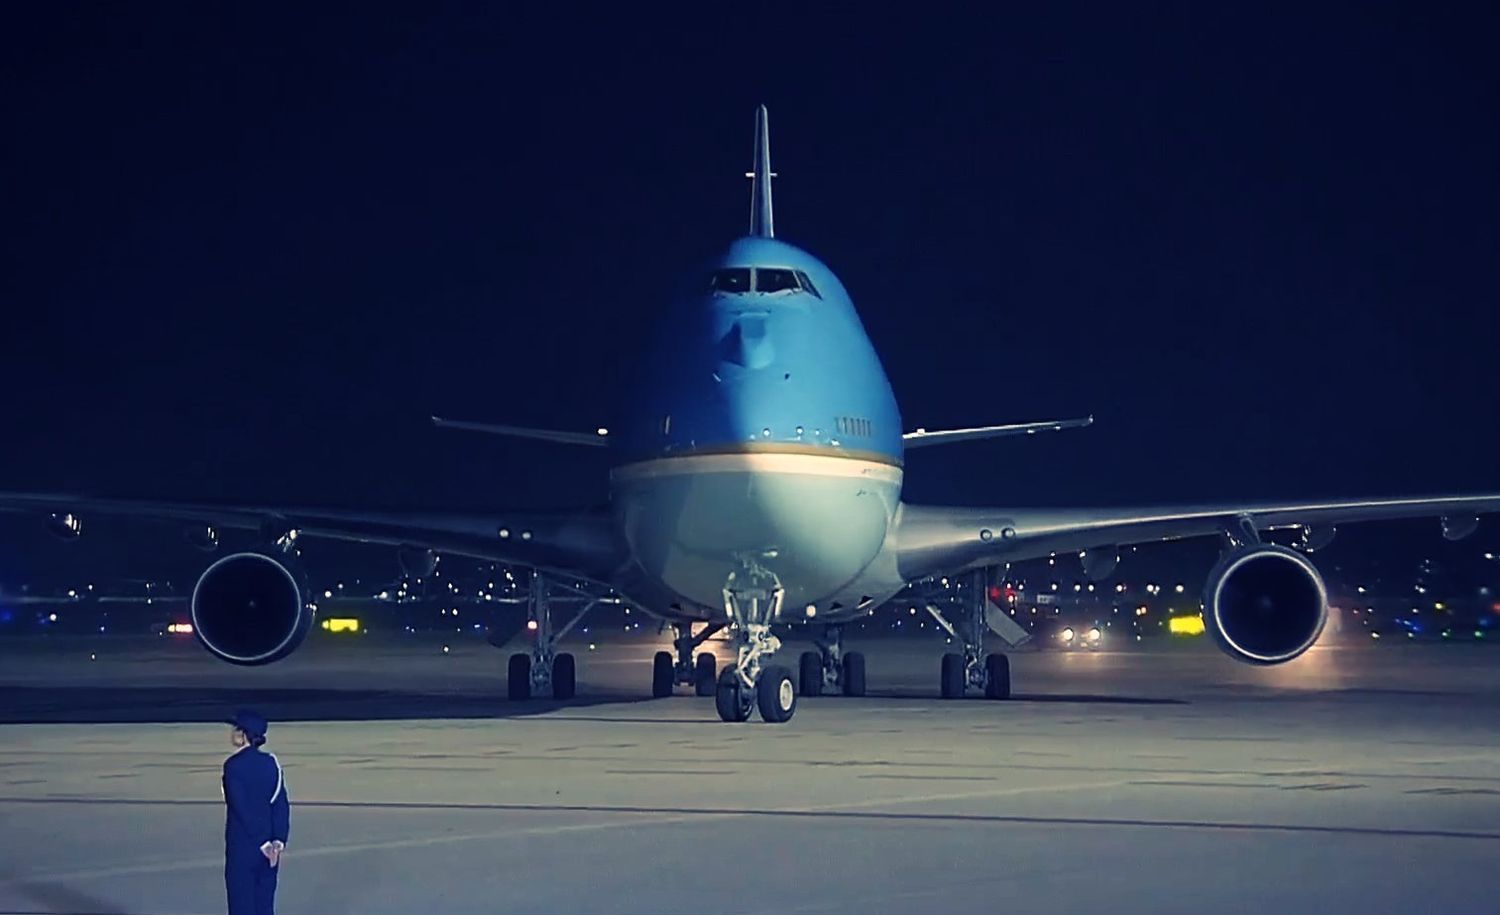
(1175, 584, 1185, 594)
(1168, 615, 1206, 636)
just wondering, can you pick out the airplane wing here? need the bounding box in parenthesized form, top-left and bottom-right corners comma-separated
(896, 493, 1500, 579)
(0, 492, 625, 580)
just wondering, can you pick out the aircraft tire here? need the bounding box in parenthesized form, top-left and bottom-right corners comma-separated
(715, 668, 753, 722)
(652, 651, 674, 698)
(842, 651, 867, 697)
(507, 653, 531, 701)
(553, 653, 576, 700)
(940, 652, 965, 699)
(694, 653, 717, 697)
(983, 653, 1011, 700)
(757, 665, 797, 724)
(799, 651, 823, 697)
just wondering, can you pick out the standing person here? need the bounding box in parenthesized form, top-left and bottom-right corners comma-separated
(223, 709, 290, 915)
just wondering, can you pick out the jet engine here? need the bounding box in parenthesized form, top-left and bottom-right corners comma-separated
(190, 552, 313, 665)
(1202, 544, 1327, 665)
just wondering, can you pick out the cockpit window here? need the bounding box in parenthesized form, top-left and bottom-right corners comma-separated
(707, 266, 822, 298)
(755, 268, 800, 294)
(708, 268, 752, 293)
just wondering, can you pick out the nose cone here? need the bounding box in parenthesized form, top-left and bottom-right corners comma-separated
(719, 313, 775, 370)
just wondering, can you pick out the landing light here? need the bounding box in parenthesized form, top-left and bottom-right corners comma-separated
(1087, 627, 1102, 642)
(527, 620, 539, 631)
(805, 604, 817, 618)
(1061, 627, 1076, 642)
(166, 622, 194, 634)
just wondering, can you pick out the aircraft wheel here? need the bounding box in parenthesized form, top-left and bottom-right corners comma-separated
(652, 651, 674, 698)
(757, 665, 798, 724)
(842, 651, 867, 697)
(984, 653, 1011, 699)
(799, 651, 823, 697)
(507, 653, 531, 701)
(940, 652, 966, 699)
(715, 668, 753, 722)
(694, 653, 717, 697)
(553, 653, 576, 700)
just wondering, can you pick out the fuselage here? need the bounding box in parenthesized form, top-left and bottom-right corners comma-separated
(610, 236, 907, 616)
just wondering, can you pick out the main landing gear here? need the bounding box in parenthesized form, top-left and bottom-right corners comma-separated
(652, 621, 726, 698)
(928, 569, 1012, 700)
(713, 573, 801, 724)
(797, 624, 866, 698)
(507, 570, 603, 701)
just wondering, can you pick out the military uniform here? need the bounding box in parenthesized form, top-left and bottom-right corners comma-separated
(223, 711, 290, 915)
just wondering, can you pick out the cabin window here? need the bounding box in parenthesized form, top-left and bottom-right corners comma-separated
(755, 268, 800, 294)
(708, 268, 752, 293)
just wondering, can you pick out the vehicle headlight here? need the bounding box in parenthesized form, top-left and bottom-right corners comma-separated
(1087, 627, 1102, 642)
(1061, 627, 1075, 642)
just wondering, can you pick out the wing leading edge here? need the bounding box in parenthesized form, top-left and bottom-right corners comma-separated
(895, 493, 1500, 580)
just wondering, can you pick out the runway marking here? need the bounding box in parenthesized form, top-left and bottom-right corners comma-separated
(0, 779, 1127, 886)
(3, 770, 1499, 890)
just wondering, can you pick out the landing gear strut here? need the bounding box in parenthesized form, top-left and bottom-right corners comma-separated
(652, 621, 725, 698)
(507, 570, 599, 701)
(798, 624, 866, 697)
(929, 568, 1011, 700)
(714, 570, 798, 723)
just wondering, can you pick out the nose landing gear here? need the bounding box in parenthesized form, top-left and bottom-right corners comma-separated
(714, 576, 799, 723)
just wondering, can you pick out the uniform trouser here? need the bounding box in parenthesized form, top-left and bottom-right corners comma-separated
(225, 847, 278, 915)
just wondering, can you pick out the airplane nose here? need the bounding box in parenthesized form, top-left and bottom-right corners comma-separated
(719, 313, 775, 370)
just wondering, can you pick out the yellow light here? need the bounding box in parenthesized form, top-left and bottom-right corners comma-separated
(167, 622, 194, 635)
(320, 618, 361, 633)
(1168, 615, 1206, 636)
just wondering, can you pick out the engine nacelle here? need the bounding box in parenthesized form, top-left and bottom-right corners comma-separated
(191, 552, 313, 665)
(1202, 544, 1327, 665)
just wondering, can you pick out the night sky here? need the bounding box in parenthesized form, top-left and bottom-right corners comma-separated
(2, 4, 1498, 580)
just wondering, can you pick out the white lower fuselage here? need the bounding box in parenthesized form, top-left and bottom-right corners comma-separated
(611, 452, 906, 619)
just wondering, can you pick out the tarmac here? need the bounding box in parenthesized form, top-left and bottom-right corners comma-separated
(1, 631, 1497, 914)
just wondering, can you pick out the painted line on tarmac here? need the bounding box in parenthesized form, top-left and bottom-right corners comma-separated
(0, 779, 1126, 886)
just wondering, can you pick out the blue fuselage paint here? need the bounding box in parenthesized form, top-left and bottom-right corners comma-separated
(610, 237, 908, 612)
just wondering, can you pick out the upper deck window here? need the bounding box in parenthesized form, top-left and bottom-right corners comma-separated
(708, 268, 752, 293)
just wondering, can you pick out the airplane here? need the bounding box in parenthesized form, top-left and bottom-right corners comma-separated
(4, 105, 1500, 723)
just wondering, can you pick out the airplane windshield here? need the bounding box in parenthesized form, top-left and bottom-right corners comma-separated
(755, 268, 800, 294)
(708, 268, 752, 293)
